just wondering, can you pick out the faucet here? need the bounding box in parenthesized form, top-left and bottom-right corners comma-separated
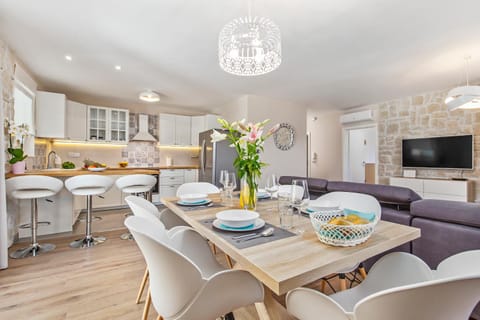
(47, 151, 57, 169)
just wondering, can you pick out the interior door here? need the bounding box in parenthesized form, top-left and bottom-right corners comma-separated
(346, 127, 377, 183)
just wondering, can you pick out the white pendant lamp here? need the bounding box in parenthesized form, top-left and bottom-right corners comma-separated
(218, 2, 281, 76)
(445, 56, 480, 111)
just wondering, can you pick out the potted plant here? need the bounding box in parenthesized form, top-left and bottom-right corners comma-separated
(4, 118, 31, 174)
(211, 118, 279, 210)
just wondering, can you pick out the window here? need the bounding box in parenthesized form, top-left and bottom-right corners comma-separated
(13, 81, 34, 133)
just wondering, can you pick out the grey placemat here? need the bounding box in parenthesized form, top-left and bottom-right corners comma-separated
(201, 218, 296, 249)
(177, 202, 226, 211)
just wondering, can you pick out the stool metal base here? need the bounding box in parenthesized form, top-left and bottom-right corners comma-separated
(10, 243, 56, 259)
(69, 236, 106, 248)
(120, 232, 134, 240)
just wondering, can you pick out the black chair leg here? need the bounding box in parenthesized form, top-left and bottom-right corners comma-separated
(224, 312, 235, 320)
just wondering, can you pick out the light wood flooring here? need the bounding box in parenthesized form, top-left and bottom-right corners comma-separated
(1, 208, 342, 320)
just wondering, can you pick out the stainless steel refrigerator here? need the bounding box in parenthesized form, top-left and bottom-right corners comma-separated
(198, 129, 237, 188)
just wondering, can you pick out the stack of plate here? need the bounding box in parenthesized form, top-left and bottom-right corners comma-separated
(177, 193, 212, 206)
(214, 209, 265, 232)
(257, 189, 270, 199)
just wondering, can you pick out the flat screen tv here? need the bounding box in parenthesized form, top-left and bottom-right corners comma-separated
(402, 135, 473, 169)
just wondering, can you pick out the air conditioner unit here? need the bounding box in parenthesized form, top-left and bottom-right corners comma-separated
(340, 110, 374, 124)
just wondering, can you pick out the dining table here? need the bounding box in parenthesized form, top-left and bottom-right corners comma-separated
(162, 195, 421, 320)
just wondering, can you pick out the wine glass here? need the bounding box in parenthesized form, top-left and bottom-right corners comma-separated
(290, 179, 310, 234)
(224, 173, 236, 205)
(219, 170, 229, 203)
(265, 174, 279, 198)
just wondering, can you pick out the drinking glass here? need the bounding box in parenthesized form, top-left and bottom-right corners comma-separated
(265, 174, 279, 198)
(224, 172, 237, 205)
(219, 170, 229, 202)
(290, 179, 310, 234)
(278, 191, 293, 229)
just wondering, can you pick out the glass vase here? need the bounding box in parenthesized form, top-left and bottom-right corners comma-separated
(239, 176, 257, 210)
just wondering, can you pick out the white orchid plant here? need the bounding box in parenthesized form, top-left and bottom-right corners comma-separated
(211, 118, 279, 208)
(4, 118, 31, 164)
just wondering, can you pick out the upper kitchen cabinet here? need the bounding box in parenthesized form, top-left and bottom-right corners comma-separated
(159, 113, 191, 146)
(66, 100, 87, 141)
(88, 106, 128, 143)
(191, 114, 220, 145)
(35, 91, 66, 138)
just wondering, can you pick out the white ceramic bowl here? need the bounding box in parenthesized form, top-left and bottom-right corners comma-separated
(216, 209, 260, 228)
(87, 167, 107, 172)
(308, 199, 340, 211)
(179, 193, 208, 203)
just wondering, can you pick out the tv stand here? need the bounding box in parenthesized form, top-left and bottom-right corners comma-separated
(389, 177, 474, 202)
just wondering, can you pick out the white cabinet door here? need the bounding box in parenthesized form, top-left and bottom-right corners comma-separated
(92, 175, 122, 208)
(88, 106, 108, 141)
(191, 116, 205, 146)
(35, 91, 66, 138)
(175, 115, 191, 145)
(205, 114, 220, 130)
(159, 114, 176, 145)
(109, 108, 129, 142)
(66, 100, 87, 141)
(184, 169, 198, 183)
(160, 185, 178, 198)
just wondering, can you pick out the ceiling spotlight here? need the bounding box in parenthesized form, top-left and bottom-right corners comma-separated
(65, 55, 72, 61)
(115, 65, 122, 71)
(139, 90, 160, 103)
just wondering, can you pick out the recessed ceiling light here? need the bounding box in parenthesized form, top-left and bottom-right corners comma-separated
(65, 55, 72, 61)
(115, 65, 122, 71)
(139, 90, 160, 103)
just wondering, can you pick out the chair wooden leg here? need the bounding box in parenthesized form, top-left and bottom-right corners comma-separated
(339, 274, 347, 291)
(156, 316, 164, 320)
(136, 267, 149, 304)
(142, 288, 151, 320)
(358, 265, 368, 280)
(320, 279, 326, 293)
(225, 254, 234, 269)
(211, 242, 217, 255)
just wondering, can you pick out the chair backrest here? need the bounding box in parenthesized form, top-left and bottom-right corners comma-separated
(176, 182, 220, 196)
(6, 175, 63, 198)
(435, 250, 480, 279)
(354, 276, 480, 320)
(115, 174, 156, 190)
(65, 175, 113, 193)
(318, 191, 381, 220)
(125, 195, 162, 224)
(359, 252, 433, 293)
(124, 216, 205, 318)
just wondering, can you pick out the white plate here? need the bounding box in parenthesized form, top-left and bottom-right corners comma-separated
(179, 193, 208, 203)
(177, 199, 212, 206)
(216, 209, 259, 228)
(87, 167, 107, 172)
(213, 218, 265, 232)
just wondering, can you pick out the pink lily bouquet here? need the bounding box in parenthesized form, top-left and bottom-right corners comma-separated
(211, 118, 279, 209)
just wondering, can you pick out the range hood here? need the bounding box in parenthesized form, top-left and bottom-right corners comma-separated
(131, 114, 157, 142)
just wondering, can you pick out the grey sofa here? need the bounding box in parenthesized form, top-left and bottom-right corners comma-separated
(279, 176, 480, 318)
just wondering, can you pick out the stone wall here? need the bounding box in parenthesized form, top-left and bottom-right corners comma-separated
(1, 39, 15, 121)
(373, 88, 480, 200)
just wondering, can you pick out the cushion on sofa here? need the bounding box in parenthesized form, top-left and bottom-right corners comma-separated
(278, 176, 328, 193)
(411, 199, 480, 228)
(326, 181, 422, 205)
(381, 207, 412, 225)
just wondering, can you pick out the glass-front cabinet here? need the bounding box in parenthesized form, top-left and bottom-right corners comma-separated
(88, 106, 129, 143)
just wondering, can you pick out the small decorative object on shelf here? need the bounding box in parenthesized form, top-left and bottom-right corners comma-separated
(4, 118, 31, 174)
(211, 118, 279, 210)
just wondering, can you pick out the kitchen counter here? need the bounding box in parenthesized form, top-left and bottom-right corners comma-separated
(6, 167, 160, 178)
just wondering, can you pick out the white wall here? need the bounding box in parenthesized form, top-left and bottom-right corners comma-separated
(215, 95, 248, 123)
(307, 109, 343, 180)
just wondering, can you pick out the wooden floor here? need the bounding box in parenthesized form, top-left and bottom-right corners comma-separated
(1, 209, 342, 320)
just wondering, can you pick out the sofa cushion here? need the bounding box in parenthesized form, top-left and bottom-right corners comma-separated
(411, 199, 480, 228)
(411, 217, 480, 268)
(381, 206, 412, 225)
(326, 181, 422, 205)
(278, 176, 328, 194)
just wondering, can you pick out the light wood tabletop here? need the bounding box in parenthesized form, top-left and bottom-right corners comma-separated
(162, 196, 421, 296)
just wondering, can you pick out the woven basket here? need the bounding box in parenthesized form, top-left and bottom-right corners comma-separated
(310, 210, 378, 247)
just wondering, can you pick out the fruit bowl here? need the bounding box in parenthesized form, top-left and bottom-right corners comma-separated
(310, 210, 379, 247)
(87, 167, 107, 172)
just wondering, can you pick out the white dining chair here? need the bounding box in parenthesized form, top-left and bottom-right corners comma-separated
(176, 182, 220, 196)
(287, 275, 480, 320)
(125, 215, 264, 320)
(316, 191, 381, 291)
(126, 195, 189, 320)
(434, 249, 480, 279)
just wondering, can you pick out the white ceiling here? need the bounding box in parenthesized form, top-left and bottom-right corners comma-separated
(1, 0, 480, 110)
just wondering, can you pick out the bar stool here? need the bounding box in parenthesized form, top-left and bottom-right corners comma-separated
(65, 175, 114, 248)
(6, 176, 63, 258)
(115, 174, 157, 240)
